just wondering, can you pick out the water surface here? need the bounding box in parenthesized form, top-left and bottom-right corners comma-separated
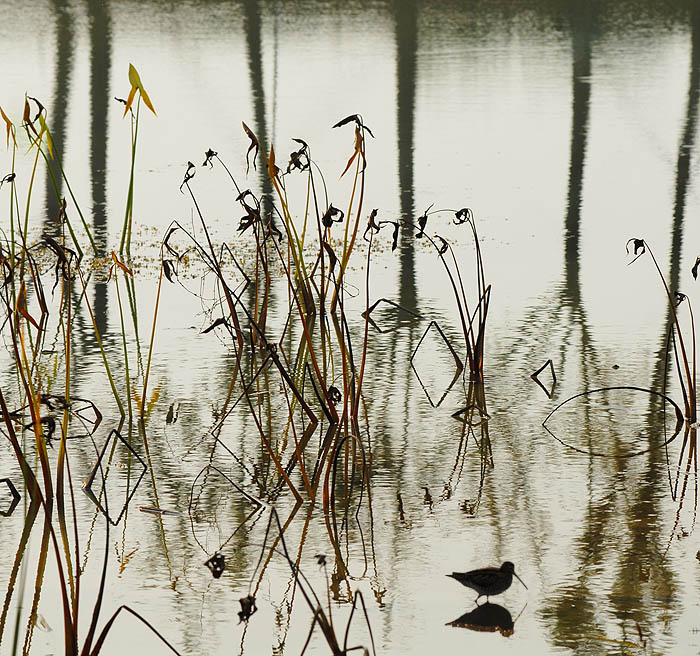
(1, 1, 699, 654)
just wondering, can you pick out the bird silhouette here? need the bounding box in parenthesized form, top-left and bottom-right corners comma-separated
(448, 561, 526, 604)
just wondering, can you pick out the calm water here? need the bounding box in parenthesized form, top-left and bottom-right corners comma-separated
(1, 1, 700, 654)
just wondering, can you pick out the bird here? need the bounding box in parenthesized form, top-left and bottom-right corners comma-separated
(447, 561, 527, 604)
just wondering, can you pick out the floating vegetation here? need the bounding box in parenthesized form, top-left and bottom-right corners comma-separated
(204, 552, 226, 579)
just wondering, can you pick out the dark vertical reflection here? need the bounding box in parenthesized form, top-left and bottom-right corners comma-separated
(243, 0, 273, 208)
(630, 5, 700, 629)
(392, 0, 419, 545)
(242, 0, 274, 328)
(667, 1, 700, 292)
(88, 0, 112, 338)
(540, 6, 608, 648)
(651, 0, 700, 390)
(491, 6, 598, 576)
(563, 0, 592, 307)
(560, 0, 597, 390)
(395, 0, 418, 314)
(271, 0, 279, 142)
(543, 6, 685, 648)
(45, 0, 75, 236)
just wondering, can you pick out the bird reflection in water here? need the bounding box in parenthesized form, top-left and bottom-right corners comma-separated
(447, 602, 515, 637)
(446, 562, 527, 637)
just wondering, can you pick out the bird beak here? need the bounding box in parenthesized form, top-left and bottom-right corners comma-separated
(514, 573, 528, 590)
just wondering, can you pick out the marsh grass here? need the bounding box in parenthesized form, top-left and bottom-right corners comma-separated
(0, 61, 494, 653)
(0, 70, 175, 655)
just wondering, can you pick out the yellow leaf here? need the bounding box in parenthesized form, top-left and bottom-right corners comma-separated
(125, 64, 157, 117)
(267, 144, 279, 181)
(139, 86, 156, 116)
(38, 114, 53, 159)
(128, 63, 142, 89)
(0, 106, 16, 148)
(123, 85, 137, 118)
(339, 150, 358, 179)
(131, 383, 160, 417)
(16, 281, 40, 330)
(339, 126, 363, 179)
(110, 250, 133, 277)
(22, 96, 40, 138)
(146, 386, 160, 416)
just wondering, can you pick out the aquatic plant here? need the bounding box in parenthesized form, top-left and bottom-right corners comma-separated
(0, 68, 177, 656)
(625, 238, 698, 538)
(117, 64, 157, 256)
(0, 58, 495, 651)
(409, 205, 490, 381)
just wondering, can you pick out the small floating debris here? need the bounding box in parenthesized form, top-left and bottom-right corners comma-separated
(165, 402, 179, 424)
(328, 385, 342, 404)
(139, 506, 184, 517)
(422, 486, 433, 511)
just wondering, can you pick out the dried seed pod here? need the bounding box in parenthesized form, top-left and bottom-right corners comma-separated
(204, 552, 225, 579)
(202, 148, 217, 167)
(328, 386, 342, 404)
(238, 595, 257, 622)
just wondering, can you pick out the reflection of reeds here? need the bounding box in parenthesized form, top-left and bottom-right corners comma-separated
(1, 77, 500, 652)
(0, 82, 181, 654)
(449, 381, 492, 515)
(407, 209, 491, 381)
(242, 508, 377, 656)
(626, 239, 698, 537)
(0, 243, 175, 654)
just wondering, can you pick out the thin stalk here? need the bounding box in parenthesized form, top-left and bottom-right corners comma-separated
(120, 98, 140, 255)
(141, 255, 164, 417)
(113, 269, 133, 417)
(645, 243, 695, 418)
(75, 266, 125, 416)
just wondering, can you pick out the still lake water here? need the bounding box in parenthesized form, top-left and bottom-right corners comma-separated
(1, 0, 700, 654)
